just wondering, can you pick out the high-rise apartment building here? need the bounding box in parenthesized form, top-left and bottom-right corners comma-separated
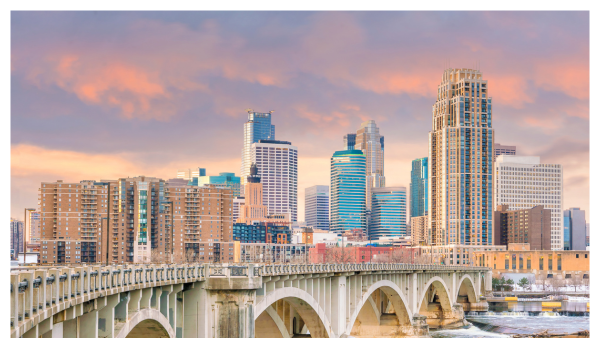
(305, 185, 330, 230)
(330, 150, 367, 234)
(494, 205, 551, 250)
(24, 208, 41, 247)
(410, 157, 428, 219)
(411, 215, 428, 245)
(38, 176, 234, 264)
(494, 143, 516, 160)
(429, 68, 494, 246)
(495, 155, 564, 250)
(233, 197, 245, 223)
(165, 180, 234, 262)
(241, 110, 276, 189)
(249, 140, 298, 222)
(10, 219, 24, 258)
(370, 187, 407, 239)
(39, 180, 110, 264)
(564, 208, 586, 250)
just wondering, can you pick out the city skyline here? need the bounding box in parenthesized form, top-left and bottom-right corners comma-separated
(11, 12, 589, 221)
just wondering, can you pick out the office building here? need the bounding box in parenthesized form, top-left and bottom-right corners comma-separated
(474, 243, 589, 282)
(237, 163, 268, 224)
(343, 133, 356, 150)
(190, 171, 241, 198)
(564, 208, 586, 250)
(176, 168, 206, 180)
(24, 208, 41, 247)
(10, 219, 24, 259)
(345, 120, 385, 210)
(249, 140, 298, 221)
(330, 149, 367, 235)
(494, 143, 516, 160)
(495, 155, 563, 250)
(429, 68, 494, 246)
(411, 215, 429, 246)
(305, 185, 330, 230)
(241, 110, 276, 189)
(586, 223, 590, 247)
(494, 205, 551, 250)
(410, 157, 428, 219)
(370, 187, 407, 239)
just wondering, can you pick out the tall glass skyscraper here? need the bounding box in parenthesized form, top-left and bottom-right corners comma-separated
(330, 150, 367, 234)
(305, 185, 330, 230)
(429, 68, 494, 246)
(241, 110, 275, 189)
(410, 157, 428, 218)
(370, 187, 407, 239)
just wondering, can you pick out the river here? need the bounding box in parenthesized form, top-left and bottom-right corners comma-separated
(431, 301, 590, 338)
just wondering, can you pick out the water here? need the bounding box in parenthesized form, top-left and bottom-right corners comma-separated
(431, 311, 590, 338)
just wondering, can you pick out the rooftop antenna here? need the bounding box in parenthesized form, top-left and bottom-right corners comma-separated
(246, 108, 253, 113)
(269, 110, 274, 114)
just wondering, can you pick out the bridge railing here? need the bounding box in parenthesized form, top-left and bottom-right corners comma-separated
(10, 262, 488, 336)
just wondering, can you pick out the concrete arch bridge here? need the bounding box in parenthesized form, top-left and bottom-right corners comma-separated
(11, 263, 491, 338)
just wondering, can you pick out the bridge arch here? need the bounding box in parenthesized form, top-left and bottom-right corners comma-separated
(346, 280, 414, 335)
(116, 308, 175, 338)
(455, 274, 478, 304)
(417, 276, 453, 313)
(255, 287, 334, 338)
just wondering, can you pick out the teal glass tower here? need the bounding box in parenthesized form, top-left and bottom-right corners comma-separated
(410, 157, 428, 218)
(330, 150, 367, 235)
(370, 187, 407, 239)
(190, 171, 241, 197)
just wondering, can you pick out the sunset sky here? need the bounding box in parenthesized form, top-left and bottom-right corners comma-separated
(10, 11, 589, 221)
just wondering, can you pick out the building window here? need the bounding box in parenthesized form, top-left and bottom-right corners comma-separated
(539, 257, 544, 270)
(557, 254, 561, 271)
(519, 254, 523, 270)
(505, 254, 509, 269)
(527, 256, 531, 270)
(548, 254, 553, 271)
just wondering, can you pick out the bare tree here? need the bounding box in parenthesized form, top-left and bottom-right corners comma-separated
(324, 248, 355, 264)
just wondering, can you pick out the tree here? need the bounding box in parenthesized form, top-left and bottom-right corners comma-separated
(492, 277, 500, 291)
(518, 277, 529, 290)
(506, 278, 515, 287)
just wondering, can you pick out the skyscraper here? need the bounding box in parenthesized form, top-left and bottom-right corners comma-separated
(355, 120, 385, 210)
(495, 155, 564, 250)
(189, 171, 241, 197)
(564, 208, 586, 250)
(370, 187, 407, 239)
(494, 143, 516, 160)
(305, 185, 330, 230)
(250, 140, 298, 222)
(10, 219, 24, 258)
(429, 68, 494, 246)
(241, 110, 276, 189)
(237, 163, 268, 224)
(330, 150, 367, 234)
(410, 157, 428, 218)
(343, 133, 356, 150)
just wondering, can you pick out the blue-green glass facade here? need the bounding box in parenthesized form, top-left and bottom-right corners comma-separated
(370, 187, 407, 239)
(190, 171, 241, 197)
(563, 214, 571, 250)
(410, 157, 428, 218)
(330, 150, 367, 235)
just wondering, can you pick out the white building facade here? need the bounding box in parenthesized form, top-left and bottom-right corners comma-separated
(495, 155, 564, 250)
(250, 140, 298, 222)
(305, 185, 330, 230)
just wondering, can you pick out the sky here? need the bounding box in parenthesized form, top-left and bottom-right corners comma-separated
(10, 11, 589, 221)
